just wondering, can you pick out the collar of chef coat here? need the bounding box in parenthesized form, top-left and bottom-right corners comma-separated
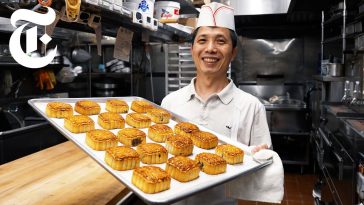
(185, 77, 234, 105)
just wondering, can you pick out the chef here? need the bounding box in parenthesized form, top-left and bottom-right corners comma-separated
(161, 2, 284, 204)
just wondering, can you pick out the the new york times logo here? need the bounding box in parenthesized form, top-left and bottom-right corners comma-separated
(9, 6, 57, 68)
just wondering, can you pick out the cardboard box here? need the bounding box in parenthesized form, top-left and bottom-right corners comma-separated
(178, 18, 197, 28)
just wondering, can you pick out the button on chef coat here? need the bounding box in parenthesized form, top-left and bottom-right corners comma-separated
(161, 78, 272, 147)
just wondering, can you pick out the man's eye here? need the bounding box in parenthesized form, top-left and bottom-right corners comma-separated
(198, 39, 206, 43)
(217, 39, 226, 44)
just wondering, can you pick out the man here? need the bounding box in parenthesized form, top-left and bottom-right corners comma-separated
(162, 3, 270, 157)
(161, 2, 283, 205)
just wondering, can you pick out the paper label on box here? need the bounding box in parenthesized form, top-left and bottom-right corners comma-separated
(114, 27, 134, 62)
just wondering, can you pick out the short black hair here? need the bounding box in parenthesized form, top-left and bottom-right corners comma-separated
(191, 27, 238, 48)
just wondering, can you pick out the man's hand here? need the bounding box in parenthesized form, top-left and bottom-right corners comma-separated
(251, 144, 269, 154)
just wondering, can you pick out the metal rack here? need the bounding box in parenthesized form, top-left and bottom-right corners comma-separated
(164, 43, 195, 95)
(321, 0, 347, 63)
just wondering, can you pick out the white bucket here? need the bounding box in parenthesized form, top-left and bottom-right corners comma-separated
(124, 0, 155, 15)
(154, 1, 180, 20)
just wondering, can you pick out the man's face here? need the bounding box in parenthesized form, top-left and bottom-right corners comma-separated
(192, 26, 237, 77)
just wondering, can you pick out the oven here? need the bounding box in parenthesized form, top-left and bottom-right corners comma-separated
(320, 127, 355, 205)
(313, 111, 357, 205)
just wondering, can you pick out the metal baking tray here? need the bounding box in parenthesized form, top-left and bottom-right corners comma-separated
(28, 97, 272, 205)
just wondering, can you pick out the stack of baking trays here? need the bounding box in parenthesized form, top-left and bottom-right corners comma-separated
(28, 97, 271, 204)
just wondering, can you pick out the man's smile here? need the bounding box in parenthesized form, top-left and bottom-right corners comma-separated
(202, 57, 219, 63)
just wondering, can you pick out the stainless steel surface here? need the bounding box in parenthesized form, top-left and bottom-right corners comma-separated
(240, 84, 308, 132)
(239, 84, 306, 104)
(355, 34, 364, 51)
(240, 83, 310, 167)
(28, 97, 271, 205)
(320, 80, 345, 102)
(327, 63, 344, 77)
(165, 43, 195, 95)
(71, 48, 91, 63)
(93, 82, 119, 89)
(233, 36, 319, 83)
(312, 105, 360, 205)
(230, 0, 291, 15)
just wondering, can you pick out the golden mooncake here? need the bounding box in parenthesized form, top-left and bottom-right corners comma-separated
(126, 113, 151, 128)
(117, 128, 146, 147)
(215, 144, 244, 164)
(45, 102, 73, 118)
(98, 112, 125, 130)
(105, 99, 129, 113)
(165, 156, 200, 182)
(174, 122, 199, 138)
(165, 134, 193, 156)
(191, 131, 218, 149)
(148, 124, 174, 142)
(195, 152, 227, 175)
(132, 166, 171, 194)
(130, 100, 154, 113)
(74, 100, 101, 115)
(146, 108, 171, 124)
(136, 143, 168, 164)
(64, 115, 94, 133)
(105, 146, 140, 171)
(85, 129, 118, 151)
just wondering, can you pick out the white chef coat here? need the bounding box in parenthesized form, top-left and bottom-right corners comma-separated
(161, 78, 274, 205)
(161, 78, 272, 147)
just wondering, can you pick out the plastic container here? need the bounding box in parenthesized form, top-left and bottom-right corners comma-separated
(154, 1, 180, 20)
(124, 0, 155, 15)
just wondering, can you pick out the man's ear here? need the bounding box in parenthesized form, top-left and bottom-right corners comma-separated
(231, 47, 238, 60)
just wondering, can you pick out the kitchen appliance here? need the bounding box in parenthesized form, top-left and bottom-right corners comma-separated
(313, 105, 364, 205)
(327, 63, 344, 77)
(240, 83, 311, 170)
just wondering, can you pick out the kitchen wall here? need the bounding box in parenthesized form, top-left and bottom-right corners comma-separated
(233, 35, 321, 83)
(145, 33, 321, 102)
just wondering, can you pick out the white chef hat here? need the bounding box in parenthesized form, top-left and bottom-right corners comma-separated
(196, 2, 235, 31)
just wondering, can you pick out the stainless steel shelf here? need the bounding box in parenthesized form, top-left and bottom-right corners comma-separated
(270, 131, 310, 136)
(324, 13, 343, 25)
(165, 43, 195, 95)
(323, 35, 343, 43)
(312, 75, 346, 82)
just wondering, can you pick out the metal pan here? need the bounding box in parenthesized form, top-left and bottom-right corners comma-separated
(28, 96, 272, 205)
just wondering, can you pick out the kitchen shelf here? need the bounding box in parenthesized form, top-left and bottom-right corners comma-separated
(156, 0, 199, 15)
(0, 2, 192, 42)
(313, 75, 346, 82)
(77, 72, 131, 78)
(355, 12, 364, 21)
(270, 131, 310, 136)
(324, 13, 344, 25)
(323, 35, 343, 43)
(0, 56, 67, 68)
(82, 2, 192, 41)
